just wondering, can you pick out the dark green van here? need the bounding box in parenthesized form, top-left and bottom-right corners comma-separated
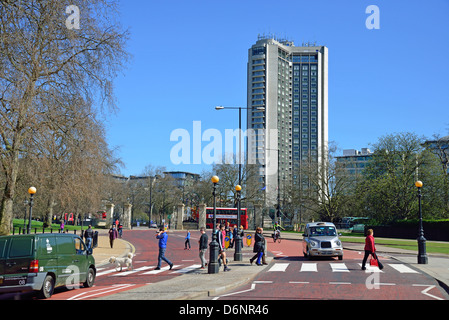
(0, 233, 96, 299)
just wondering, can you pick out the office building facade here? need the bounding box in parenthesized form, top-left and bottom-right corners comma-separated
(247, 35, 328, 204)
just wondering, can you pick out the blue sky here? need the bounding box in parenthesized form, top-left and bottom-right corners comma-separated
(107, 0, 449, 176)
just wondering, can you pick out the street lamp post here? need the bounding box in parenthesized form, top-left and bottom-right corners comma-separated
(27, 187, 37, 234)
(215, 105, 265, 253)
(415, 181, 428, 264)
(208, 176, 220, 274)
(234, 185, 243, 261)
(257, 146, 281, 225)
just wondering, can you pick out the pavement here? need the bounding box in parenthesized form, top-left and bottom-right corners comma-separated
(91, 228, 449, 300)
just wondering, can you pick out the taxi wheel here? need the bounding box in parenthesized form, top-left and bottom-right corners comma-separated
(39, 275, 55, 299)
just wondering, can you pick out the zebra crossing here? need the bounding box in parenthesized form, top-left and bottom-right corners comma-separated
(268, 262, 420, 274)
(96, 263, 202, 277)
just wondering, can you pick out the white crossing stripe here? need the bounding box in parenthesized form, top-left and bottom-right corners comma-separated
(141, 265, 181, 275)
(111, 266, 154, 276)
(388, 264, 419, 274)
(330, 263, 349, 272)
(172, 264, 202, 273)
(300, 263, 317, 272)
(358, 263, 383, 273)
(268, 263, 289, 272)
(96, 268, 119, 277)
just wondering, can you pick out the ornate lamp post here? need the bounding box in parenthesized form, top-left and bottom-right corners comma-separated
(415, 181, 428, 264)
(27, 187, 37, 234)
(234, 185, 243, 261)
(208, 176, 220, 274)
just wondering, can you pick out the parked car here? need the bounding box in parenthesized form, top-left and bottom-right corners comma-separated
(0, 233, 96, 299)
(302, 222, 343, 260)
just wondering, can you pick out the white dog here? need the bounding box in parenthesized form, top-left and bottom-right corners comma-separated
(109, 252, 134, 272)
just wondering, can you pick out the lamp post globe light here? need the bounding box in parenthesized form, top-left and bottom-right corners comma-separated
(234, 185, 243, 261)
(208, 176, 220, 274)
(27, 187, 37, 234)
(415, 181, 428, 264)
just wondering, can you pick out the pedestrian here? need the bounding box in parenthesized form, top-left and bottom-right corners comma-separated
(198, 227, 208, 269)
(229, 226, 234, 248)
(250, 227, 266, 266)
(184, 230, 191, 250)
(155, 228, 173, 270)
(217, 224, 231, 271)
(108, 224, 118, 248)
(361, 228, 384, 270)
(118, 223, 123, 238)
(84, 225, 94, 251)
(60, 220, 65, 233)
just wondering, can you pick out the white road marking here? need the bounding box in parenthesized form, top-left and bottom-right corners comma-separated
(300, 263, 317, 272)
(389, 264, 419, 274)
(268, 263, 289, 272)
(172, 264, 201, 273)
(413, 284, 444, 300)
(141, 265, 181, 275)
(330, 263, 349, 272)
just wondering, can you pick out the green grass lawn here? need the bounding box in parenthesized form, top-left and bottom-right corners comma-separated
(12, 219, 89, 234)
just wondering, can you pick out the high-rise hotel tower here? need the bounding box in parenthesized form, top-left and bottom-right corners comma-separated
(247, 35, 328, 205)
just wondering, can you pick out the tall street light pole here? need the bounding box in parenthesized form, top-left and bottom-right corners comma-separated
(258, 146, 281, 225)
(415, 181, 428, 264)
(215, 105, 265, 260)
(27, 187, 37, 234)
(208, 176, 220, 274)
(235, 184, 242, 261)
(415, 181, 427, 264)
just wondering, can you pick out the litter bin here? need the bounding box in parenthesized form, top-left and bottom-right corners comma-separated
(93, 231, 99, 249)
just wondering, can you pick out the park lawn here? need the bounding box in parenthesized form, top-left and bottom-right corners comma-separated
(12, 219, 87, 233)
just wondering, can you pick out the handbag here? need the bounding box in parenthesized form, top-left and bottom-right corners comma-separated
(370, 256, 379, 267)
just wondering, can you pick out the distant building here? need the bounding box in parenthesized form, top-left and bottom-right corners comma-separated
(422, 135, 449, 174)
(164, 171, 200, 189)
(246, 35, 328, 205)
(336, 148, 373, 176)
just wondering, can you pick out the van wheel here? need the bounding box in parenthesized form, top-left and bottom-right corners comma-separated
(39, 275, 55, 299)
(338, 255, 343, 261)
(83, 267, 96, 288)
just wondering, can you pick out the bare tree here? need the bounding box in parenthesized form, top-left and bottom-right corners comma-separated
(0, 0, 129, 234)
(292, 143, 355, 223)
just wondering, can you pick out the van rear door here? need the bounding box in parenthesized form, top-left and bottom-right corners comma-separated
(0, 237, 9, 284)
(4, 236, 34, 286)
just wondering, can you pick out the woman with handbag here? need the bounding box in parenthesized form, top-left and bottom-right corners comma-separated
(250, 227, 266, 266)
(362, 229, 384, 270)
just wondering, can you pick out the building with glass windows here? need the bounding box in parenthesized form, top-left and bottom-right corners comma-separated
(246, 35, 328, 206)
(336, 148, 373, 176)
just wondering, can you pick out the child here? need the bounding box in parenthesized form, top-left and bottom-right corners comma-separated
(184, 230, 191, 250)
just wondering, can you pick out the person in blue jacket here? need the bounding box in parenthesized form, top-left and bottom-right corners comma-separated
(155, 228, 173, 270)
(184, 230, 191, 250)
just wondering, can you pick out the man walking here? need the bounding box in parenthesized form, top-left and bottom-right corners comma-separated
(84, 225, 94, 251)
(155, 228, 173, 270)
(198, 227, 208, 269)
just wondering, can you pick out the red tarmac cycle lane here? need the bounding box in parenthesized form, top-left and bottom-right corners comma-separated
(49, 229, 204, 300)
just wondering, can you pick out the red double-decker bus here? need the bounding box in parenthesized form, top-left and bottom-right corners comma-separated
(205, 207, 248, 230)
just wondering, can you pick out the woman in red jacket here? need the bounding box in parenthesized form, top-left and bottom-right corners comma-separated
(362, 229, 384, 270)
